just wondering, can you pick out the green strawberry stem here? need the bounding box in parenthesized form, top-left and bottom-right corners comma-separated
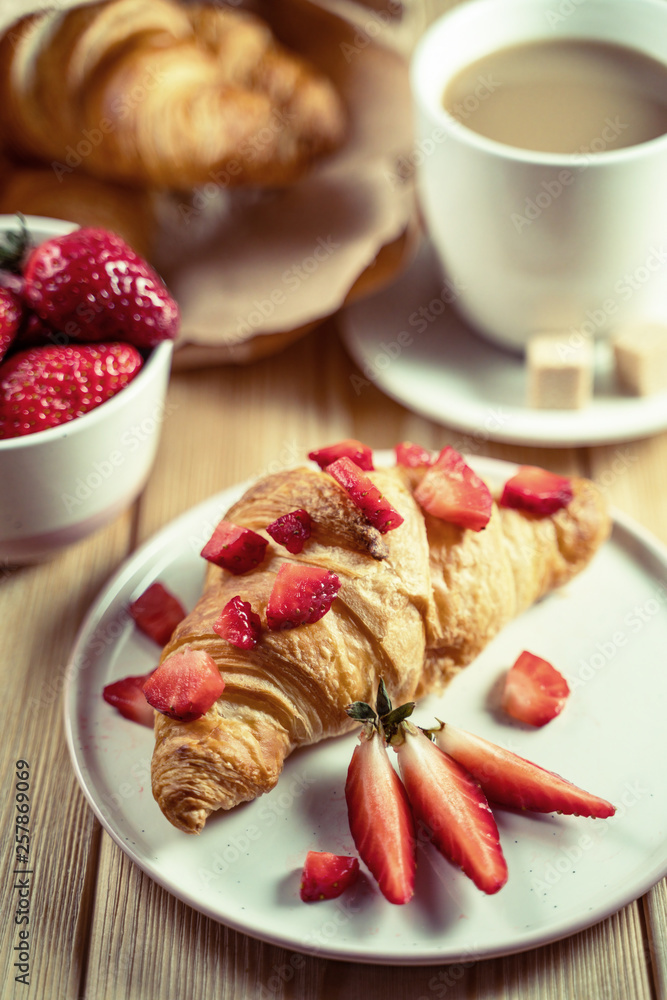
(345, 678, 416, 740)
(0, 215, 31, 274)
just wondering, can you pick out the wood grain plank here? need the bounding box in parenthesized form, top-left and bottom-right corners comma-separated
(0, 517, 133, 1000)
(645, 880, 667, 1000)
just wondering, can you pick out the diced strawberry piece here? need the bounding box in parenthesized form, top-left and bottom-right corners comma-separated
(413, 446, 493, 531)
(435, 724, 615, 818)
(394, 441, 434, 469)
(326, 456, 404, 533)
(502, 650, 570, 727)
(142, 648, 224, 722)
(129, 582, 186, 646)
(201, 520, 268, 574)
(213, 596, 261, 649)
(345, 726, 415, 904)
(103, 673, 155, 728)
(499, 466, 573, 516)
(266, 564, 340, 630)
(300, 851, 360, 902)
(394, 723, 507, 895)
(309, 439, 374, 471)
(266, 509, 312, 554)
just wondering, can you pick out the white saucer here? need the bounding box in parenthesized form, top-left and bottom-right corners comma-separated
(341, 241, 667, 447)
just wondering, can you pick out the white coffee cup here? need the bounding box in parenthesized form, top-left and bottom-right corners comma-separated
(411, 0, 667, 353)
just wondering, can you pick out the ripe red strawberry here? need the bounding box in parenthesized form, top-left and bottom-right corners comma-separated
(103, 672, 155, 728)
(393, 722, 508, 895)
(0, 286, 23, 362)
(0, 342, 143, 439)
(266, 564, 340, 630)
(300, 851, 360, 902)
(413, 447, 493, 531)
(129, 582, 186, 647)
(266, 508, 312, 554)
(213, 596, 261, 649)
(499, 466, 573, 516)
(502, 650, 570, 727)
(142, 648, 225, 722)
(435, 723, 615, 818)
(345, 725, 415, 905)
(201, 521, 268, 574)
(394, 441, 434, 468)
(326, 456, 404, 533)
(309, 439, 374, 471)
(22, 227, 179, 348)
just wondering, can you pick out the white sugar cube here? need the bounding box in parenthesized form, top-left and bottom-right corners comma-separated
(527, 333, 594, 410)
(612, 323, 667, 396)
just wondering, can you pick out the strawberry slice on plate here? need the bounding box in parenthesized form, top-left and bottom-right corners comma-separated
(266, 509, 312, 554)
(435, 723, 615, 818)
(394, 441, 434, 469)
(502, 650, 570, 727)
(345, 724, 416, 905)
(413, 446, 493, 531)
(103, 672, 155, 728)
(142, 648, 224, 722)
(326, 456, 404, 533)
(393, 722, 508, 895)
(309, 439, 374, 471)
(300, 851, 360, 902)
(266, 564, 340, 630)
(129, 582, 186, 646)
(499, 466, 573, 516)
(213, 596, 261, 649)
(201, 520, 268, 574)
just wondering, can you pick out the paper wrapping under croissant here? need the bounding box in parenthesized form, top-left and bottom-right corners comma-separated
(151, 464, 611, 834)
(0, 0, 417, 366)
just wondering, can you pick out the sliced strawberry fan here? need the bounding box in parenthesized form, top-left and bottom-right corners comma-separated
(344, 679, 615, 901)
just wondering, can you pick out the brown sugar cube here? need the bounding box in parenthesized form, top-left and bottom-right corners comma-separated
(612, 323, 667, 396)
(527, 333, 594, 409)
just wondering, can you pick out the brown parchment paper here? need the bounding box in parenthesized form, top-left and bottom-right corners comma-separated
(0, 0, 417, 366)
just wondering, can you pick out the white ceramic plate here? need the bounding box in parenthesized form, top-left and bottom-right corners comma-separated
(341, 242, 667, 447)
(64, 455, 667, 965)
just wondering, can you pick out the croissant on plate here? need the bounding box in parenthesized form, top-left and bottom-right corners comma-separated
(150, 459, 611, 833)
(0, 0, 345, 189)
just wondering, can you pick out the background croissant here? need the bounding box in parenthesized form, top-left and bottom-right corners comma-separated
(151, 462, 610, 834)
(0, 0, 346, 191)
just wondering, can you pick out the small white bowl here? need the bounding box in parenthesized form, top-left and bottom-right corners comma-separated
(0, 215, 173, 564)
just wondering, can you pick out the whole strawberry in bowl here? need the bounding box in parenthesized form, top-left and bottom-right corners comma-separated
(0, 215, 178, 564)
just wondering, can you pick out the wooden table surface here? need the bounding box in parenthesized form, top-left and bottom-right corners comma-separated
(0, 315, 666, 1000)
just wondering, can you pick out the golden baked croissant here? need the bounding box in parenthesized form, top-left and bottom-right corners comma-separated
(0, 0, 345, 189)
(150, 461, 610, 834)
